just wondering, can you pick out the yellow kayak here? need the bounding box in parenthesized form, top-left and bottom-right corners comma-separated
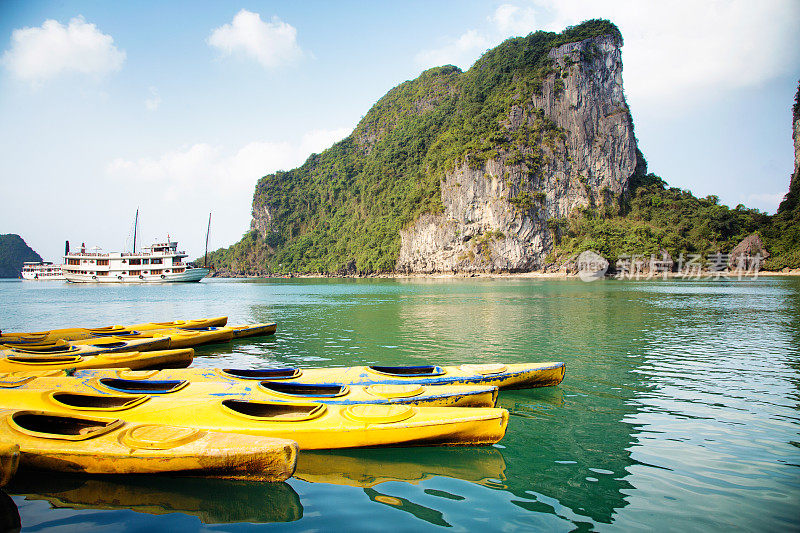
(229, 323, 277, 339)
(0, 443, 19, 487)
(91, 324, 275, 345)
(0, 389, 509, 449)
(1, 336, 170, 356)
(0, 348, 193, 373)
(0, 316, 228, 344)
(0, 375, 498, 408)
(98, 328, 235, 349)
(0, 408, 296, 480)
(58, 362, 566, 389)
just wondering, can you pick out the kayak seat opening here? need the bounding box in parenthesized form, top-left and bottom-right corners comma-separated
(369, 365, 445, 376)
(91, 330, 138, 338)
(6, 355, 82, 364)
(221, 368, 301, 380)
(9, 344, 75, 354)
(9, 411, 122, 440)
(98, 378, 188, 394)
(86, 341, 128, 349)
(51, 392, 147, 410)
(222, 399, 325, 421)
(260, 382, 347, 397)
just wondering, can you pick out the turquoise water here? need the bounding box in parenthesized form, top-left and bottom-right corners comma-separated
(1, 277, 799, 531)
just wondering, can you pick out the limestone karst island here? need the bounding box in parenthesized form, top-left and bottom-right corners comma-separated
(1, 6, 799, 533)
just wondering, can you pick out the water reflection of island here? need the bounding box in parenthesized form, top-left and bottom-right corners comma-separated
(6, 473, 302, 524)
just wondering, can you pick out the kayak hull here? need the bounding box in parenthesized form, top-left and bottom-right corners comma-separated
(0, 409, 296, 480)
(0, 392, 509, 449)
(0, 317, 228, 344)
(0, 377, 499, 408)
(0, 348, 193, 373)
(62, 362, 566, 390)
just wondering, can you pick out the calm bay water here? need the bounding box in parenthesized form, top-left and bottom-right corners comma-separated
(1, 277, 799, 531)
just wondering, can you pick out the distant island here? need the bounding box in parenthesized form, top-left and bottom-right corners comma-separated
(193, 19, 796, 276)
(0, 234, 42, 278)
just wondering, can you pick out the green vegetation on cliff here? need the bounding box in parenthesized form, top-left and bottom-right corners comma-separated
(0, 234, 42, 278)
(551, 171, 769, 264)
(206, 20, 622, 275)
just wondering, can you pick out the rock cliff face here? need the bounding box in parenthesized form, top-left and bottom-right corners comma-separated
(397, 35, 643, 272)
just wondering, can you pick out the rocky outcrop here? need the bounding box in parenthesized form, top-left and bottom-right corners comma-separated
(397, 34, 642, 272)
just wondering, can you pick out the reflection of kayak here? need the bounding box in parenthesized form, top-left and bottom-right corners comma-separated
(7, 473, 303, 523)
(0, 408, 297, 480)
(0, 348, 194, 372)
(1, 336, 170, 357)
(4, 376, 498, 408)
(60, 362, 567, 390)
(0, 317, 228, 344)
(0, 390, 509, 449)
(295, 446, 507, 488)
(0, 442, 19, 487)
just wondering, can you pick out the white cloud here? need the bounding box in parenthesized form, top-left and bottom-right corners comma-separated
(490, 4, 538, 36)
(106, 128, 350, 200)
(1, 16, 125, 84)
(414, 1, 800, 107)
(415, 30, 491, 70)
(208, 9, 303, 68)
(530, 0, 800, 105)
(145, 86, 161, 111)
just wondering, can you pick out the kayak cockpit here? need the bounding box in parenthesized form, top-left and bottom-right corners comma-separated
(259, 382, 348, 398)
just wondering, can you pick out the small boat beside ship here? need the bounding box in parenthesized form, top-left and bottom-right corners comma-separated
(21, 262, 65, 281)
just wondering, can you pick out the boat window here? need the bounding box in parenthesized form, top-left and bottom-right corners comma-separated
(151, 258, 163, 265)
(129, 259, 141, 265)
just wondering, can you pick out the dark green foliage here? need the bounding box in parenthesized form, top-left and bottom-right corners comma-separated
(206, 19, 621, 274)
(0, 234, 42, 278)
(555, 176, 769, 264)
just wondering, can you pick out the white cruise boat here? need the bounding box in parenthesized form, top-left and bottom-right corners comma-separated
(21, 262, 66, 281)
(63, 241, 209, 283)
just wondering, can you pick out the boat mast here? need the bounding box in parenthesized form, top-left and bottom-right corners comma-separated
(205, 212, 211, 268)
(133, 208, 139, 254)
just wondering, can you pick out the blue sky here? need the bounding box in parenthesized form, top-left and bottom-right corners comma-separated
(1, 1, 798, 262)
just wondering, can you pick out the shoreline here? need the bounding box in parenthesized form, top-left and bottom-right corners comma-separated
(210, 269, 800, 280)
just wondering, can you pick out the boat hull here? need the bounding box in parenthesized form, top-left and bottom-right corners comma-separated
(1, 376, 499, 408)
(61, 362, 566, 390)
(0, 348, 193, 372)
(0, 409, 297, 480)
(64, 268, 209, 283)
(0, 391, 509, 449)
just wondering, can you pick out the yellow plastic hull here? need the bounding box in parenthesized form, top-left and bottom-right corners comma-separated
(1, 335, 171, 357)
(0, 443, 19, 487)
(0, 316, 228, 344)
(0, 408, 296, 480)
(60, 362, 566, 390)
(0, 390, 509, 449)
(0, 376, 498, 408)
(0, 348, 193, 373)
(230, 323, 277, 339)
